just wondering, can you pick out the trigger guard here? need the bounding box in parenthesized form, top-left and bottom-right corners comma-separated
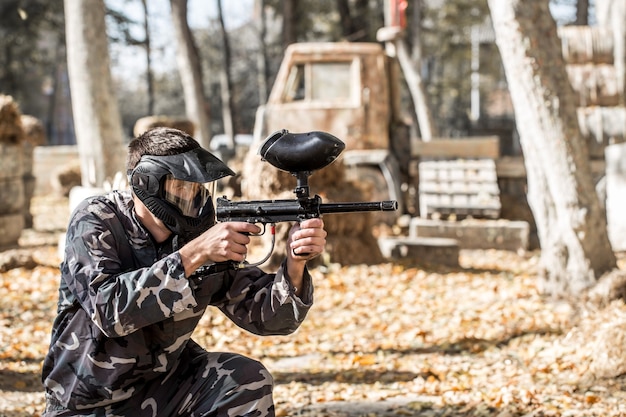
(253, 223, 266, 236)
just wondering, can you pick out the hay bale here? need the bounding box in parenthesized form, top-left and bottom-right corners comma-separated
(566, 64, 621, 107)
(558, 26, 614, 65)
(240, 146, 385, 268)
(170, 119, 195, 135)
(51, 159, 82, 197)
(133, 116, 195, 137)
(14, 116, 45, 228)
(20, 114, 46, 146)
(0, 95, 27, 237)
(20, 115, 45, 174)
(0, 95, 24, 145)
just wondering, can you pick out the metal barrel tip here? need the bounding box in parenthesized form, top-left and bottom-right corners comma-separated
(381, 200, 398, 211)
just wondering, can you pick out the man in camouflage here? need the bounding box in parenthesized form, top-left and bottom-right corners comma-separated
(42, 127, 327, 416)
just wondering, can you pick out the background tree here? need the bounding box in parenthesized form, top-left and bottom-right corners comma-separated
(281, 0, 298, 48)
(576, 0, 590, 24)
(140, 0, 155, 115)
(0, 0, 67, 144)
(337, 0, 380, 41)
(169, 0, 211, 148)
(254, 0, 269, 104)
(106, 1, 156, 118)
(487, 0, 617, 297)
(64, 0, 126, 187)
(216, 0, 235, 154)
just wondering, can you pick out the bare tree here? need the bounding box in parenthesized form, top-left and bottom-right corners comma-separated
(488, 0, 617, 297)
(169, 0, 211, 148)
(336, 0, 374, 41)
(216, 0, 235, 153)
(282, 0, 298, 48)
(64, 0, 126, 186)
(140, 0, 155, 115)
(575, 0, 589, 25)
(337, 0, 357, 40)
(254, 0, 269, 104)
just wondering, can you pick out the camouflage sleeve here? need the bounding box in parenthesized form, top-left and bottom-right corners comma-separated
(62, 199, 201, 337)
(212, 261, 314, 336)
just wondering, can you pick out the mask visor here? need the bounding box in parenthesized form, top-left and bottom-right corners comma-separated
(163, 175, 215, 218)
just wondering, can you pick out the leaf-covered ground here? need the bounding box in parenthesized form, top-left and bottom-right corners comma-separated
(1, 196, 626, 416)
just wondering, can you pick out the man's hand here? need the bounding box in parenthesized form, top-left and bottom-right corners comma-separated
(179, 222, 261, 276)
(286, 218, 327, 296)
(287, 218, 327, 262)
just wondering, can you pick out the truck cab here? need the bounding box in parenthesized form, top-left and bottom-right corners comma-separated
(254, 42, 407, 216)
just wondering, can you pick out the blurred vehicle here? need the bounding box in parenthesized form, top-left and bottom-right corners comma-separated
(209, 133, 253, 152)
(209, 133, 253, 164)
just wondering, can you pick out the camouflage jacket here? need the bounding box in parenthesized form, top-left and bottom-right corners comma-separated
(42, 190, 313, 410)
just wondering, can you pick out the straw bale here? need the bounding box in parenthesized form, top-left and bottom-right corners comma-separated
(0, 95, 24, 145)
(170, 119, 195, 136)
(240, 146, 384, 268)
(133, 115, 195, 137)
(577, 106, 626, 158)
(566, 64, 621, 107)
(51, 159, 82, 197)
(20, 114, 47, 146)
(558, 26, 614, 65)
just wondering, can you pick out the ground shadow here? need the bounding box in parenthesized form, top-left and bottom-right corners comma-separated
(0, 368, 42, 393)
(290, 400, 502, 417)
(273, 368, 425, 386)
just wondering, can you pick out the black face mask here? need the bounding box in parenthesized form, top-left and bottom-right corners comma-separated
(129, 147, 235, 241)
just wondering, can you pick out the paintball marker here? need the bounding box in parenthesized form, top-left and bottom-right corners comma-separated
(216, 129, 398, 266)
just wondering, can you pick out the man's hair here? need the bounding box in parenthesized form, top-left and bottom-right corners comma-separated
(127, 127, 200, 172)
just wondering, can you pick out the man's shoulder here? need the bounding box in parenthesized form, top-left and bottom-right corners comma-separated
(72, 190, 133, 224)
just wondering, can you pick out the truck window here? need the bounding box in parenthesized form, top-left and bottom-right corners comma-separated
(311, 62, 352, 100)
(283, 61, 354, 103)
(284, 64, 306, 101)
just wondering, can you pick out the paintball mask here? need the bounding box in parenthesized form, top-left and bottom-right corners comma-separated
(129, 147, 235, 241)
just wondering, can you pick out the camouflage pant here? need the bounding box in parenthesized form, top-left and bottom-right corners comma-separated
(43, 341, 275, 417)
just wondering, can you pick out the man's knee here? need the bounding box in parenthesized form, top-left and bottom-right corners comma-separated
(195, 353, 275, 416)
(218, 353, 273, 388)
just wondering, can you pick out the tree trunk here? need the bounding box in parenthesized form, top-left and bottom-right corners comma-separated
(216, 0, 235, 153)
(487, 0, 617, 296)
(337, 0, 356, 40)
(169, 0, 211, 148)
(64, 0, 125, 187)
(46, 34, 63, 144)
(254, 0, 269, 104)
(282, 0, 298, 48)
(141, 0, 155, 116)
(576, 0, 589, 25)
